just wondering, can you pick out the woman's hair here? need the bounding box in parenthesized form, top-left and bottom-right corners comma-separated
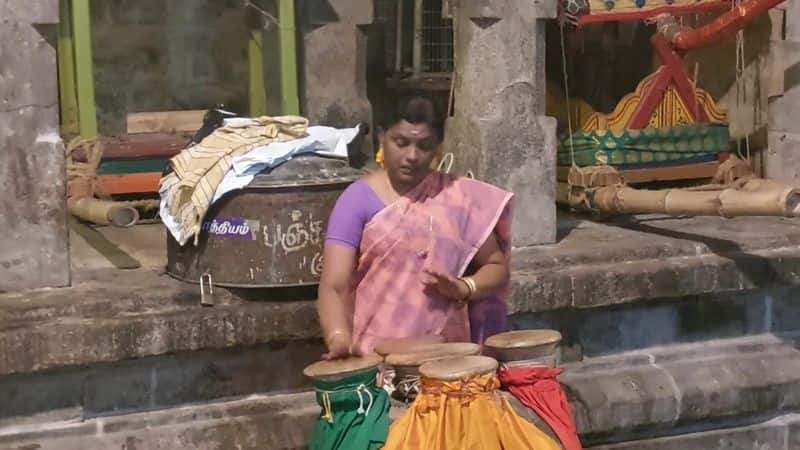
(379, 96, 444, 139)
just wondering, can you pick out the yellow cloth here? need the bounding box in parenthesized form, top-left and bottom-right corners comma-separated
(160, 116, 308, 245)
(384, 373, 562, 450)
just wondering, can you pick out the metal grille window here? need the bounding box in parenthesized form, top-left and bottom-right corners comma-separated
(421, 0, 453, 73)
(392, 0, 454, 76)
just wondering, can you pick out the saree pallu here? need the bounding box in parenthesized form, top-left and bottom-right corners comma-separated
(383, 373, 562, 450)
(309, 369, 390, 450)
(352, 172, 514, 354)
(499, 367, 582, 450)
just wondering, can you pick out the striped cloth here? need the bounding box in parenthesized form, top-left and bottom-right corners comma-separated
(351, 171, 514, 354)
(159, 116, 308, 245)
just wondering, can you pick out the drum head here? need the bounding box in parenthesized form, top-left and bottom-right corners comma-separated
(484, 330, 562, 362)
(374, 335, 446, 357)
(303, 354, 383, 382)
(385, 342, 480, 368)
(420, 355, 499, 381)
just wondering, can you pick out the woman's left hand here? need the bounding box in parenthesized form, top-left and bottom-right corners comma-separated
(422, 269, 469, 302)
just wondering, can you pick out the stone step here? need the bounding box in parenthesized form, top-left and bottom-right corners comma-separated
(4, 236, 800, 378)
(2, 333, 800, 449)
(591, 414, 800, 450)
(563, 333, 800, 444)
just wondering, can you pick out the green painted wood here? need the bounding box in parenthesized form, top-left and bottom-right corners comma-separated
(98, 159, 168, 175)
(57, 0, 79, 133)
(278, 0, 300, 115)
(249, 28, 267, 117)
(71, 0, 98, 140)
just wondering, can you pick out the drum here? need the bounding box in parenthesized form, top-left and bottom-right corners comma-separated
(303, 354, 383, 382)
(373, 335, 445, 358)
(303, 355, 390, 450)
(484, 329, 562, 367)
(382, 355, 562, 450)
(418, 355, 498, 380)
(488, 330, 581, 450)
(383, 342, 480, 401)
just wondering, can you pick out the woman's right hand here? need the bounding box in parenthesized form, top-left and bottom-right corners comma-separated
(322, 330, 359, 360)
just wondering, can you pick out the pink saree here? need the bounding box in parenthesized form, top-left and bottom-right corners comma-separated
(352, 172, 514, 355)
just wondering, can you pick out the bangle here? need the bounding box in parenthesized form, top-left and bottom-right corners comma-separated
(460, 277, 477, 301)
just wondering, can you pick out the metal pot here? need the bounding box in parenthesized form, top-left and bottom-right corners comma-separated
(166, 155, 364, 288)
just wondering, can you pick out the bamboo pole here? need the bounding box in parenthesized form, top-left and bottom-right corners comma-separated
(68, 197, 140, 228)
(278, 0, 300, 115)
(71, 0, 98, 140)
(248, 28, 267, 117)
(559, 180, 800, 217)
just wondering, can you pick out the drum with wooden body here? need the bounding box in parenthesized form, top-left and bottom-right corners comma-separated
(383, 342, 480, 401)
(484, 330, 568, 449)
(373, 335, 445, 358)
(420, 354, 565, 449)
(484, 329, 562, 367)
(303, 354, 383, 382)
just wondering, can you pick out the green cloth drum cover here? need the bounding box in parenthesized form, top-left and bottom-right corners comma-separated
(310, 369, 390, 450)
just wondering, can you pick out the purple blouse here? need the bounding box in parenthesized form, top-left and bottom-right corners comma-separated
(325, 179, 385, 249)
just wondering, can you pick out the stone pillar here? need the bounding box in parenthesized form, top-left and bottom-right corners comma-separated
(446, 0, 558, 247)
(299, 0, 373, 162)
(0, 0, 70, 291)
(766, 0, 800, 183)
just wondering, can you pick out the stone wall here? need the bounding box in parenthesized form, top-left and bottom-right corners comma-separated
(89, 0, 250, 134)
(446, 0, 558, 247)
(0, 0, 69, 291)
(298, 0, 374, 161)
(766, 0, 800, 183)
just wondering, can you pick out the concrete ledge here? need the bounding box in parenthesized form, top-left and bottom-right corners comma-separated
(0, 341, 324, 426)
(564, 334, 800, 444)
(591, 414, 800, 449)
(0, 392, 319, 450)
(0, 269, 319, 376)
(3, 334, 800, 448)
(512, 245, 800, 313)
(4, 217, 800, 376)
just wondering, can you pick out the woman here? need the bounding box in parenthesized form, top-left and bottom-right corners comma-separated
(318, 96, 514, 358)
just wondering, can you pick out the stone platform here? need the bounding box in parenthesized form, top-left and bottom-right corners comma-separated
(4, 334, 800, 449)
(2, 215, 800, 448)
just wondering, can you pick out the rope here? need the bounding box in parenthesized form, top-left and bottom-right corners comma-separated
(65, 136, 160, 212)
(394, 375, 422, 402)
(316, 380, 378, 424)
(733, 0, 751, 162)
(436, 151, 474, 178)
(66, 136, 106, 199)
(436, 152, 454, 173)
(243, 0, 279, 28)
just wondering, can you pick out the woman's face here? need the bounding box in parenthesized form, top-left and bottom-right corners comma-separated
(380, 120, 440, 186)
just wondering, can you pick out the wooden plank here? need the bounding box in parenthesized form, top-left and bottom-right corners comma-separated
(67, 133, 187, 162)
(98, 159, 168, 175)
(557, 161, 721, 184)
(98, 172, 161, 195)
(126, 110, 206, 134)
